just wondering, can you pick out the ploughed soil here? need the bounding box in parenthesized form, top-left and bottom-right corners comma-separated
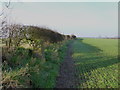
(56, 42, 76, 88)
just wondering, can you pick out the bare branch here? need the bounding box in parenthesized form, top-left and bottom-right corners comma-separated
(4, 0, 11, 8)
(0, 8, 4, 16)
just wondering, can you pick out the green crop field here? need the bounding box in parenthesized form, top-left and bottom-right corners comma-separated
(72, 38, 119, 88)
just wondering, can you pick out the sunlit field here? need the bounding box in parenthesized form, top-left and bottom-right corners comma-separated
(72, 38, 119, 88)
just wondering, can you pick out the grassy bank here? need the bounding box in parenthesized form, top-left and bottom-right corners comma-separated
(2, 40, 70, 88)
(72, 38, 119, 88)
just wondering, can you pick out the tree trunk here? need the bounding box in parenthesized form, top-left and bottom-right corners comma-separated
(8, 38, 11, 48)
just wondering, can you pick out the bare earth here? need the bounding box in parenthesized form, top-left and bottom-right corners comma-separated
(56, 43, 76, 88)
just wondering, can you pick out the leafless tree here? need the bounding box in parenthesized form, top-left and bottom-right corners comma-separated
(0, 0, 11, 16)
(0, 0, 12, 40)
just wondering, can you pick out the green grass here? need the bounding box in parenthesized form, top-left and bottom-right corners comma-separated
(72, 38, 119, 88)
(33, 42, 68, 88)
(2, 40, 69, 88)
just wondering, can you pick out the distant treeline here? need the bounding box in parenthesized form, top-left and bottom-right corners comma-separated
(96, 37, 120, 39)
(80, 37, 120, 39)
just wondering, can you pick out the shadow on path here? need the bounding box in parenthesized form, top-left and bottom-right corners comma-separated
(55, 41, 76, 88)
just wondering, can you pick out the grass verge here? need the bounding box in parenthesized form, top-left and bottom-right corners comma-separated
(2, 40, 70, 88)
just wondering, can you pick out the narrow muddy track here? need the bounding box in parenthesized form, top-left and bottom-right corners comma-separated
(56, 42, 76, 88)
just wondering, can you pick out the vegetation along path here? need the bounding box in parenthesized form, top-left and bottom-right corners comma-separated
(56, 41, 76, 88)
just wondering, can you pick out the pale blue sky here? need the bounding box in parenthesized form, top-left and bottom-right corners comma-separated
(7, 2, 118, 37)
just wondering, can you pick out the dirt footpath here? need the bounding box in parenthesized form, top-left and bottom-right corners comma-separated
(56, 42, 76, 88)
